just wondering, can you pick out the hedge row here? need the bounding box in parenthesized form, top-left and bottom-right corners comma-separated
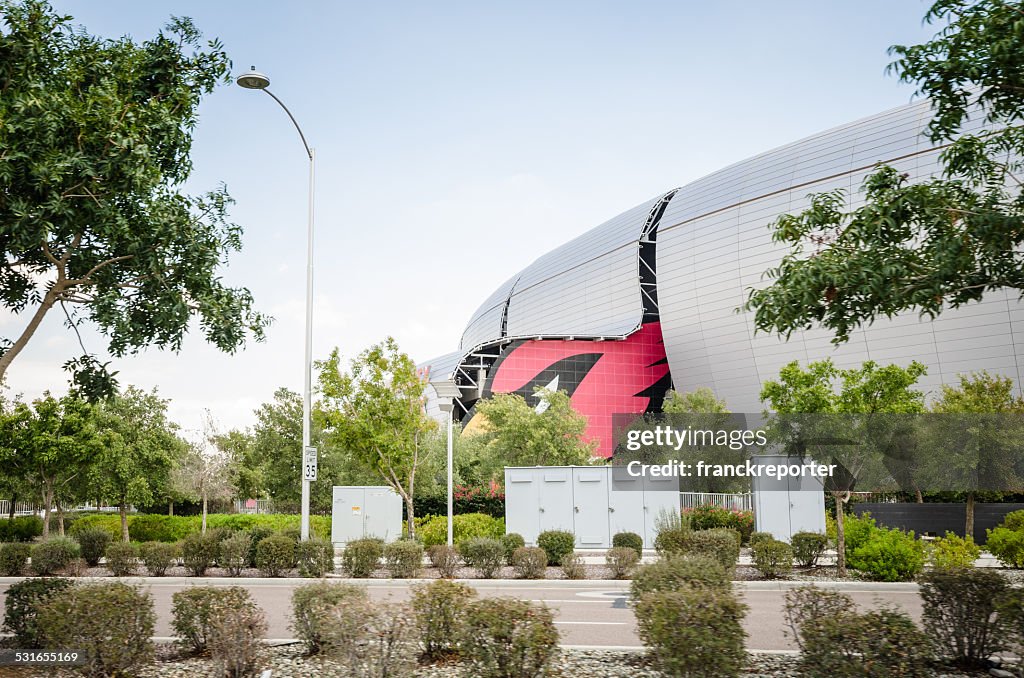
(67, 514, 333, 543)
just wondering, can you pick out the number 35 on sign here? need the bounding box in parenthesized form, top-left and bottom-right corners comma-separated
(303, 446, 317, 481)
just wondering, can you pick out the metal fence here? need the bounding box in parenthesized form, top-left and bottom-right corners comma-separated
(0, 500, 38, 517)
(679, 492, 754, 512)
(234, 499, 275, 515)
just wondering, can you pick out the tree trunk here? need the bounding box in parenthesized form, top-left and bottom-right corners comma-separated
(834, 491, 847, 578)
(41, 484, 53, 540)
(404, 494, 415, 540)
(119, 503, 129, 543)
(56, 500, 65, 536)
(201, 493, 208, 534)
(8, 490, 16, 520)
(168, 500, 174, 516)
(0, 288, 59, 383)
(966, 493, 976, 542)
(915, 488, 924, 503)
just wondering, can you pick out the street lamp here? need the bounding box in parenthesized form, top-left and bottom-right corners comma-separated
(237, 67, 316, 541)
(430, 380, 461, 546)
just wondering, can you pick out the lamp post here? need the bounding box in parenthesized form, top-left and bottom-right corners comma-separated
(237, 68, 316, 541)
(430, 380, 461, 546)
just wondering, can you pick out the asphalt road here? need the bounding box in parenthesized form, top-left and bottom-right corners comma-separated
(0, 577, 925, 650)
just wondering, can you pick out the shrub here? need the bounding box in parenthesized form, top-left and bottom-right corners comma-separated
(411, 579, 476, 660)
(2, 577, 74, 647)
(460, 597, 558, 678)
(291, 581, 368, 654)
(929, 532, 981, 571)
(256, 534, 295, 577)
(612, 531, 643, 558)
(30, 537, 80, 576)
(635, 587, 747, 677)
(654, 526, 691, 555)
(799, 607, 933, 677)
(460, 537, 505, 578)
(844, 511, 879, 554)
(752, 539, 793, 579)
(630, 555, 729, 603)
(687, 528, 740, 571)
(0, 542, 31, 576)
(985, 526, 1024, 567)
(321, 598, 420, 677)
(127, 513, 193, 542)
(342, 538, 383, 578)
(920, 568, 1011, 668)
(74, 528, 112, 567)
(501, 532, 525, 564)
(172, 586, 256, 654)
(536, 529, 575, 566)
(418, 512, 505, 547)
(384, 540, 423, 578)
(782, 585, 856, 652)
(0, 515, 44, 542)
(105, 541, 139, 577)
(605, 546, 640, 579)
(560, 552, 585, 580)
(748, 531, 774, 548)
(64, 558, 88, 577)
(245, 526, 276, 567)
(791, 531, 827, 568)
(181, 531, 219, 576)
(139, 541, 178, 576)
(209, 600, 266, 678)
(427, 544, 460, 578)
(297, 538, 335, 577)
(686, 505, 755, 542)
(219, 531, 251, 576)
(849, 528, 924, 582)
(512, 546, 548, 579)
(37, 582, 154, 677)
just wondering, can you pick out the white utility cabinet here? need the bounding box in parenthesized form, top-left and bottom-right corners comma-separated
(331, 486, 402, 544)
(751, 455, 826, 541)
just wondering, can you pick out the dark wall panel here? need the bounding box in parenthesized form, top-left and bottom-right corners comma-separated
(851, 503, 1024, 544)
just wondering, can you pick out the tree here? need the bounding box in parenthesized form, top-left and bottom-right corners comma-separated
(0, 1, 268, 397)
(90, 386, 185, 541)
(474, 388, 598, 468)
(663, 387, 729, 414)
(317, 339, 436, 539)
(661, 387, 748, 493)
(760, 359, 927, 576)
(929, 371, 1024, 537)
(172, 445, 234, 533)
(744, 0, 1024, 344)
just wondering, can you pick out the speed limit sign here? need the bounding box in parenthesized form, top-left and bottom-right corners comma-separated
(303, 446, 317, 481)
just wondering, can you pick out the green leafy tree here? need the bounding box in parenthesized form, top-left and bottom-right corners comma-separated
(473, 388, 597, 468)
(744, 0, 1024, 344)
(0, 1, 268, 397)
(317, 339, 437, 539)
(663, 386, 729, 414)
(90, 386, 186, 541)
(661, 387, 747, 493)
(760, 359, 927, 576)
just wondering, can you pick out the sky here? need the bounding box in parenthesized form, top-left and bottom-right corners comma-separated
(3, 0, 942, 440)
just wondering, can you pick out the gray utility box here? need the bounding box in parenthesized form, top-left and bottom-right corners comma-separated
(331, 486, 402, 544)
(751, 455, 826, 542)
(504, 466, 679, 549)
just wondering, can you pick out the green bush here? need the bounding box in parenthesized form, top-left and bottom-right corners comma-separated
(929, 532, 981, 571)
(630, 555, 729, 604)
(411, 579, 476, 660)
(686, 505, 755, 543)
(748, 531, 774, 548)
(67, 514, 121, 541)
(0, 515, 43, 542)
(181, 531, 219, 576)
(844, 511, 879, 554)
(291, 581, 368, 654)
(30, 537, 80, 576)
(686, 527, 740, 572)
(255, 534, 295, 577)
(799, 607, 933, 677)
(341, 537, 383, 578)
(208, 596, 266, 678)
(245, 526, 276, 567)
(218, 532, 250, 576)
(536, 529, 575, 566)
(0, 542, 31, 576)
(105, 541, 139, 577)
(172, 585, 256, 654)
(427, 544, 460, 578)
(37, 582, 155, 677)
(139, 541, 178, 576)
(460, 597, 558, 678)
(605, 546, 639, 579)
(384, 539, 423, 579)
(418, 513, 505, 547)
(501, 532, 525, 564)
(791, 531, 827, 568)
(986, 525, 1024, 567)
(128, 513, 193, 542)
(320, 598, 419, 677)
(920, 568, 1012, 668)
(782, 585, 856, 653)
(849, 528, 924, 582)
(512, 546, 548, 579)
(74, 528, 112, 567)
(635, 587, 747, 677)
(2, 577, 74, 647)
(654, 524, 691, 556)
(460, 537, 505, 578)
(560, 552, 585, 580)
(752, 539, 793, 579)
(612, 531, 643, 558)
(296, 538, 335, 577)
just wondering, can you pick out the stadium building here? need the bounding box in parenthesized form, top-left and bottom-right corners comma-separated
(423, 99, 1020, 456)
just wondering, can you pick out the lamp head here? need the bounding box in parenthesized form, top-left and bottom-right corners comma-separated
(236, 67, 270, 90)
